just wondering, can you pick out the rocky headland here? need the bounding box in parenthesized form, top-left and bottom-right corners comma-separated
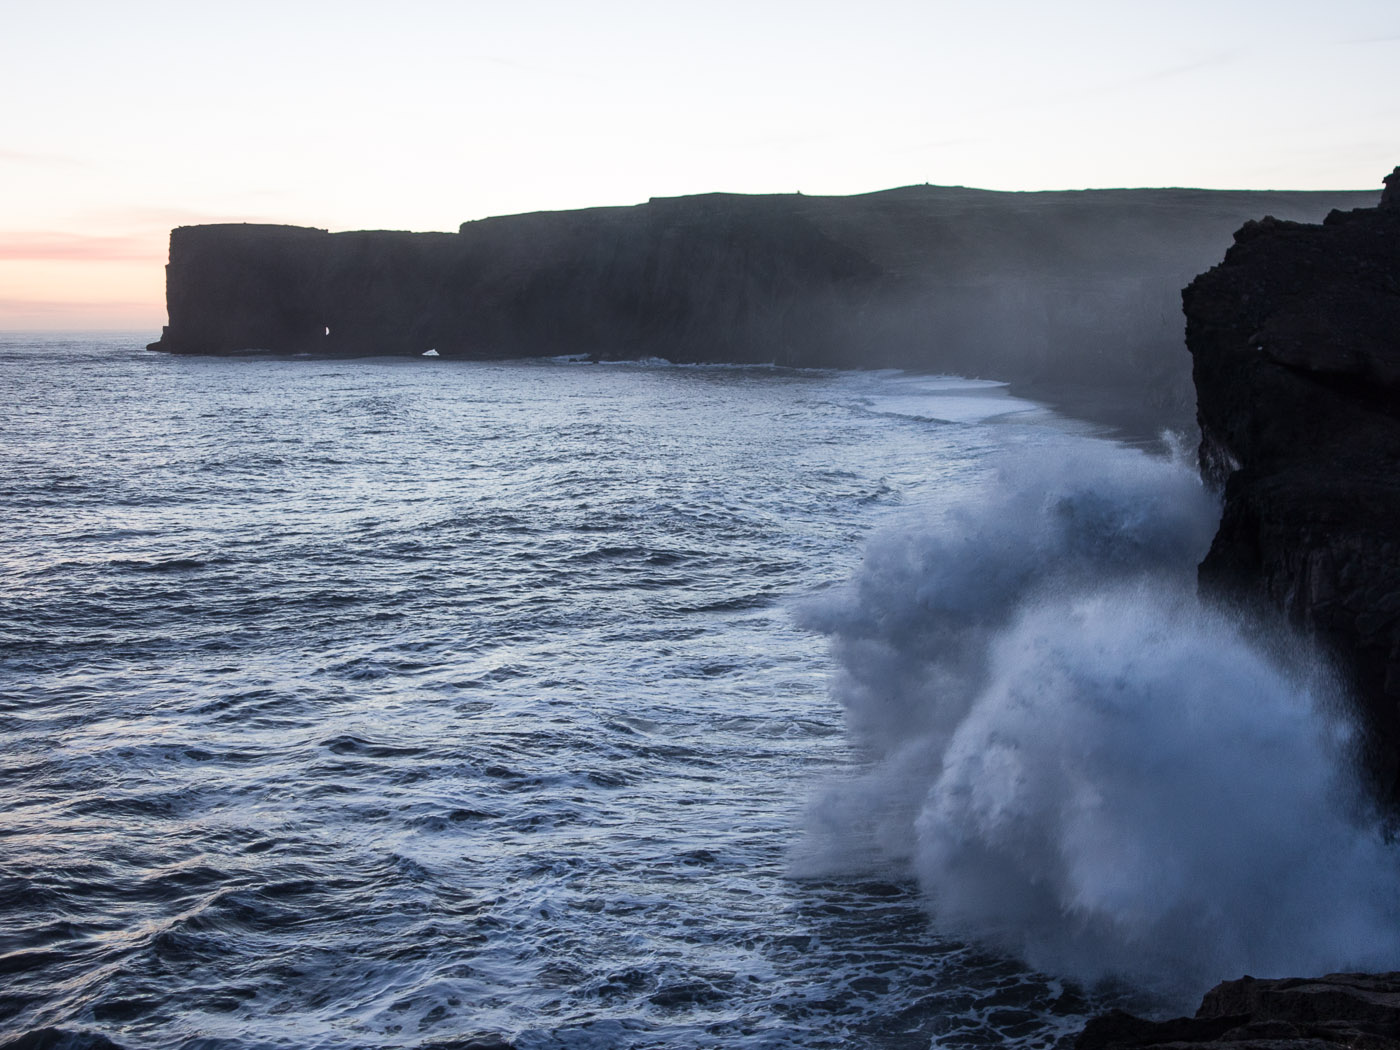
(1183, 168, 1400, 790)
(147, 185, 1371, 435)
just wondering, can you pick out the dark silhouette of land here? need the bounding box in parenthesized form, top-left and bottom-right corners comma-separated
(148, 184, 1371, 435)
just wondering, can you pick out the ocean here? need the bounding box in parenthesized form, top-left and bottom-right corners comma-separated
(4, 334, 1398, 1050)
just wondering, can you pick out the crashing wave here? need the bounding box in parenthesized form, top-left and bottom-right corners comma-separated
(797, 438, 1400, 1001)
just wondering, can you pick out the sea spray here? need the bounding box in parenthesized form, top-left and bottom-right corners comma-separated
(797, 438, 1400, 1000)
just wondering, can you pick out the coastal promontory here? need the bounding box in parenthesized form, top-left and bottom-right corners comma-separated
(148, 185, 1371, 433)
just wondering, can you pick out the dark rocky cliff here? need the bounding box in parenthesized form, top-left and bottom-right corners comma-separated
(149, 185, 1371, 434)
(1184, 169, 1400, 788)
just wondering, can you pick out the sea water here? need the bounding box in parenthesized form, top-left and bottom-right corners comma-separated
(2, 335, 1397, 1050)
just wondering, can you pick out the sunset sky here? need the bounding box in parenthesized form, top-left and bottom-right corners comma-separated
(2, 0, 1396, 331)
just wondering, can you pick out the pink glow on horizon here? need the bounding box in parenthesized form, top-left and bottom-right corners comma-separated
(0, 232, 166, 262)
(0, 298, 163, 331)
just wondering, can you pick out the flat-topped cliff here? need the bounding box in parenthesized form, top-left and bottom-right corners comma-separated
(149, 185, 1372, 433)
(1184, 168, 1400, 790)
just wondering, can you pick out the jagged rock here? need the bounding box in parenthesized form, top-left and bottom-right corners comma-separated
(1182, 169, 1400, 789)
(1075, 973, 1400, 1049)
(148, 185, 1371, 436)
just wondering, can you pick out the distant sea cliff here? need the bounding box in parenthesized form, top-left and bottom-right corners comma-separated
(147, 184, 1372, 435)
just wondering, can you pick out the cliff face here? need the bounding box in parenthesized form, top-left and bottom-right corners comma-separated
(1184, 169, 1400, 786)
(151, 197, 881, 363)
(149, 185, 1372, 433)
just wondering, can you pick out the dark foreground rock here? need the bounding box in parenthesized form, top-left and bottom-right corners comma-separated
(148, 185, 1370, 435)
(1076, 973, 1400, 1049)
(1183, 168, 1400, 789)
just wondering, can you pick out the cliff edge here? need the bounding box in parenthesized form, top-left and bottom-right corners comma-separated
(1183, 168, 1400, 789)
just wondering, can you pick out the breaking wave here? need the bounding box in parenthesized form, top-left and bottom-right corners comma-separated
(797, 438, 1400, 1002)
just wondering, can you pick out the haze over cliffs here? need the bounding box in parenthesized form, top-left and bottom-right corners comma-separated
(148, 185, 1372, 431)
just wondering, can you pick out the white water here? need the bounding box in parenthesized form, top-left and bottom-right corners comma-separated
(799, 438, 1400, 1003)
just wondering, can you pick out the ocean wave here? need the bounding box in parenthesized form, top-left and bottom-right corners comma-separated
(797, 438, 1400, 1003)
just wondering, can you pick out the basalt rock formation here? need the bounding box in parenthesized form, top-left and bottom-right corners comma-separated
(1077, 973, 1400, 1050)
(1183, 168, 1400, 788)
(148, 185, 1371, 434)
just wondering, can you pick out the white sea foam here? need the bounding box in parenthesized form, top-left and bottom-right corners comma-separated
(798, 438, 1400, 1002)
(850, 373, 1044, 425)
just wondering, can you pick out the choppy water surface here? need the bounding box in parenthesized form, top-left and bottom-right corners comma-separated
(2, 336, 1127, 1049)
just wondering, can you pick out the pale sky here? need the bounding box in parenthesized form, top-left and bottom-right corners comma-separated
(2, 0, 1396, 329)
